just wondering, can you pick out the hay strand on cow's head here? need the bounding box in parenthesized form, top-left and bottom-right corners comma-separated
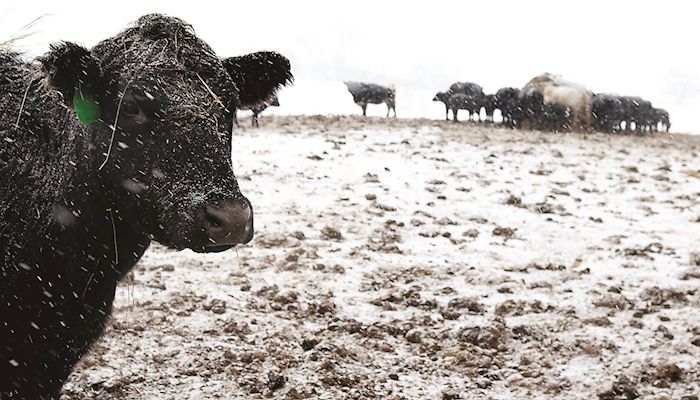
(99, 80, 132, 171)
(107, 208, 118, 264)
(14, 81, 32, 128)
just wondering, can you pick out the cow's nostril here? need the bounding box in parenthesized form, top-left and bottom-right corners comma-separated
(202, 198, 254, 249)
(204, 209, 222, 228)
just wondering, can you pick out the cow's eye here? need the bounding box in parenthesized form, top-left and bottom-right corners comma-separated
(122, 101, 140, 116)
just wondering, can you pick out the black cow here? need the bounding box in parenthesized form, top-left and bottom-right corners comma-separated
(249, 95, 279, 127)
(480, 94, 498, 123)
(433, 91, 451, 121)
(648, 107, 671, 132)
(592, 94, 624, 133)
(344, 81, 396, 117)
(619, 96, 653, 133)
(542, 103, 571, 132)
(495, 87, 521, 128)
(517, 89, 545, 130)
(447, 93, 480, 122)
(224, 52, 291, 129)
(0, 14, 292, 399)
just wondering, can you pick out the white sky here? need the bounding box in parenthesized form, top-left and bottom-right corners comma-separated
(3, 1, 699, 132)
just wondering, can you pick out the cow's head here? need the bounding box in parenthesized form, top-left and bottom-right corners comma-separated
(39, 14, 292, 252)
(433, 91, 449, 103)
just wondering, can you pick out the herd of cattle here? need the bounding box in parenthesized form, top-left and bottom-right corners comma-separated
(340, 74, 671, 134)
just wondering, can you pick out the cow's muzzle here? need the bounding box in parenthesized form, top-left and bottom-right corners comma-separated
(202, 196, 254, 251)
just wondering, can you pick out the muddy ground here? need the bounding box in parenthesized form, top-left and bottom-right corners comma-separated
(62, 115, 700, 399)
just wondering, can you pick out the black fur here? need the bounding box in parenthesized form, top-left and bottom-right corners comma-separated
(447, 93, 480, 122)
(250, 95, 279, 127)
(542, 103, 571, 132)
(448, 81, 484, 97)
(222, 51, 293, 108)
(344, 81, 396, 117)
(481, 94, 497, 122)
(592, 94, 624, 133)
(649, 108, 670, 131)
(37, 42, 105, 105)
(518, 89, 545, 129)
(619, 96, 653, 133)
(495, 87, 521, 128)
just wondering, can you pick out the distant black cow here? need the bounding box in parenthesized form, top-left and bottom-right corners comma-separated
(619, 96, 653, 133)
(0, 14, 292, 399)
(516, 89, 545, 129)
(249, 95, 279, 127)
(495, 87, 521, 128)
(592, 94, 624, 133)
(542, 103, 571, 132)
(648, 108, 671, 132)
(433, 91, 451, 121)
(224, 52, 291, 129)
(481, 94, 498, 123)
(344, 81, 396, 117)
(447, 93, 481, 122)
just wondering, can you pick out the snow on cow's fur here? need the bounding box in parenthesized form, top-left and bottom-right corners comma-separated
(0, 14, 291, 399)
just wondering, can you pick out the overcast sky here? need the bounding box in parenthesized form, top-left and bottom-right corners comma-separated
(3, 1, 699, 132)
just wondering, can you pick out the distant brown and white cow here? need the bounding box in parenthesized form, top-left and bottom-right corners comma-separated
(523, 73, 593, 130)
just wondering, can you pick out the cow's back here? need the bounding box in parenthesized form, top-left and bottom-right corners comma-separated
(449, 82, 484, 97)
(345, 81, 392, 104)
(362, 84, 392, 104)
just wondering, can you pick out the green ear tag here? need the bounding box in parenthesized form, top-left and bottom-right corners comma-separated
(72, 89, 100, 124)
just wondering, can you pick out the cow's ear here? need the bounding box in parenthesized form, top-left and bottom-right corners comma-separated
(39, 42, 105, 123)
(222, 51, 293, 107)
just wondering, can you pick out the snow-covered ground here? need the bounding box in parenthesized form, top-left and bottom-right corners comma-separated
(63, 116, 700, 399)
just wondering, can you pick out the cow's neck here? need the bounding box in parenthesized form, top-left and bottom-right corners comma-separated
(55, 124, 151, 287)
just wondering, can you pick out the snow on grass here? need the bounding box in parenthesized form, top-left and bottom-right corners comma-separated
(64, 116, 700, 399)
